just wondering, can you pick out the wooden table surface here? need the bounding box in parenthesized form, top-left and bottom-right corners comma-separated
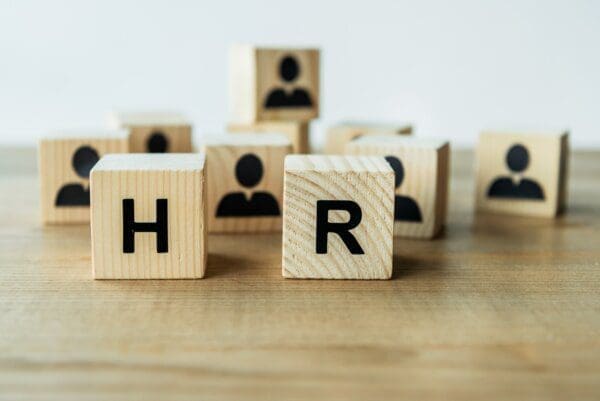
(1, 148, 599, 401)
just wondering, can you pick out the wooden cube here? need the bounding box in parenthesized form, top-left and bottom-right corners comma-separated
(229, 45, 320, 123)
(475, 131, 569, 218)
(227, 121, 310, 154)
(38, 131, 128, 224)
(110, 111, 192, 153)
(324, 122, 412, 154)
(90, 154, 207, 279)
(282, 155, 395, 279)
(346, 136, 450, 239)
(203, 134, 292, 233)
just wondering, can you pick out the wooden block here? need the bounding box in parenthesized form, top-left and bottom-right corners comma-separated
(90, 154, 207, 279)
(229, 45, 320, 123)
(203, 134, 293, 233)
(475, 131, 569, 218)
(282, 155, 395, 279)
(227, 121, 310, 154)
(324, 122, 413, 154)
(346, 136, 450, 239)
(38, 131, 128, 224)
(110, 111, 193, 153)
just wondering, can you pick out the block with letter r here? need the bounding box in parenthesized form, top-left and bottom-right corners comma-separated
(282, 155, 395, 279)
(90, 154, 207, 279)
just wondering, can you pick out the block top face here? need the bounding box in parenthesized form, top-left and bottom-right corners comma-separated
(335, 121, 412, 130)
(110, 111, 190, 127)
(285, 155, 392, 173)
(92, 154, 205, 172)
(42, 129, 129, 142)
(348, 135, 448, 150)
(481, 130, 569, 139)
(234, 44, 319, 52)
(203, 133, 292, 147)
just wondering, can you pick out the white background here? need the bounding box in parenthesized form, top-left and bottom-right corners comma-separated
(1, 0, 598, 148)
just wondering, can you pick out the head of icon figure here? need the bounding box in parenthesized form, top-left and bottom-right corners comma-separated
(505, 144, 529, 173)
(235, 153, 263, 189)
(279, 55, 300, 83)
(147, 131, 168, 153)
(72, 145, 99, 179)
(385, 156, 405, 189)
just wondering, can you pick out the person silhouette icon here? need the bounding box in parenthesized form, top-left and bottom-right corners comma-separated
(55, 145, 99, 207)
(385, 156, 423, 222)
(264, 55, 313, 109)
(147, 131, 169, 153)
(216, 153, 281, 217)
(487, 144, 545, 200)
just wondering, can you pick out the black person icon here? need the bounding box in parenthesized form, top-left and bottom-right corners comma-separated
(55, 145, 99, 206)
(487, 144, 545, 200)
(216, 153, 281, 217)
(385, 156, 423, 222)
(146, 131, 169, 153)
(264, 55, 313, 109)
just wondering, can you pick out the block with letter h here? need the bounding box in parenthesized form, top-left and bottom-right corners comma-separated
(282, 155, 395, 279)
(90, 154, 206, 279)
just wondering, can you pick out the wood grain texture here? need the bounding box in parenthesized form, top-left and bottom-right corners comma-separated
(229, 45, 320, 123)
(38, 134, 128, 224)
(110, 111, 193, 153)
(283, 155, 395, 279)
(324, 122, 413, 154)
(2, 148, 600, 400)
(475, 131, 569, 217)
(346, 136, 450, 239)
(203, 134, 292, 233)
(90, 154, 206, 279)
(227, 120, 310, 154)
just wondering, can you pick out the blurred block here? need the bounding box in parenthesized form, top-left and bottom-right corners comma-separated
(283, 155, 394, 279)
(91, 154, 207, 279)
(110, 111, 192, 153)
(347, 136, 450, 239)
(325, 122, 412, 154)
(38, 131, 128, 224)
(229, 45, 320, 123)
(227, 120, 310, 154)
(475, 130, 569, 218)
(203, 134, 292, 233)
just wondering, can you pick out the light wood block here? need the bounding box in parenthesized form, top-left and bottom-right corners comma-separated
(346, 136, 450, 239)
(229, 45, 320, 123)
(90, 154, 207, 279)
(282, 155, 395, 279)
(203, 134, 292, 233)
(110, 111, 193, 153)
(475, 131, 569, 218)
(324, 122, 413, 154)
(38, 131, 128, 224)
(227, 120, 310, 154)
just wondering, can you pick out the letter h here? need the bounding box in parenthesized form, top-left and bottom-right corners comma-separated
(122, 198, 168, 253)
